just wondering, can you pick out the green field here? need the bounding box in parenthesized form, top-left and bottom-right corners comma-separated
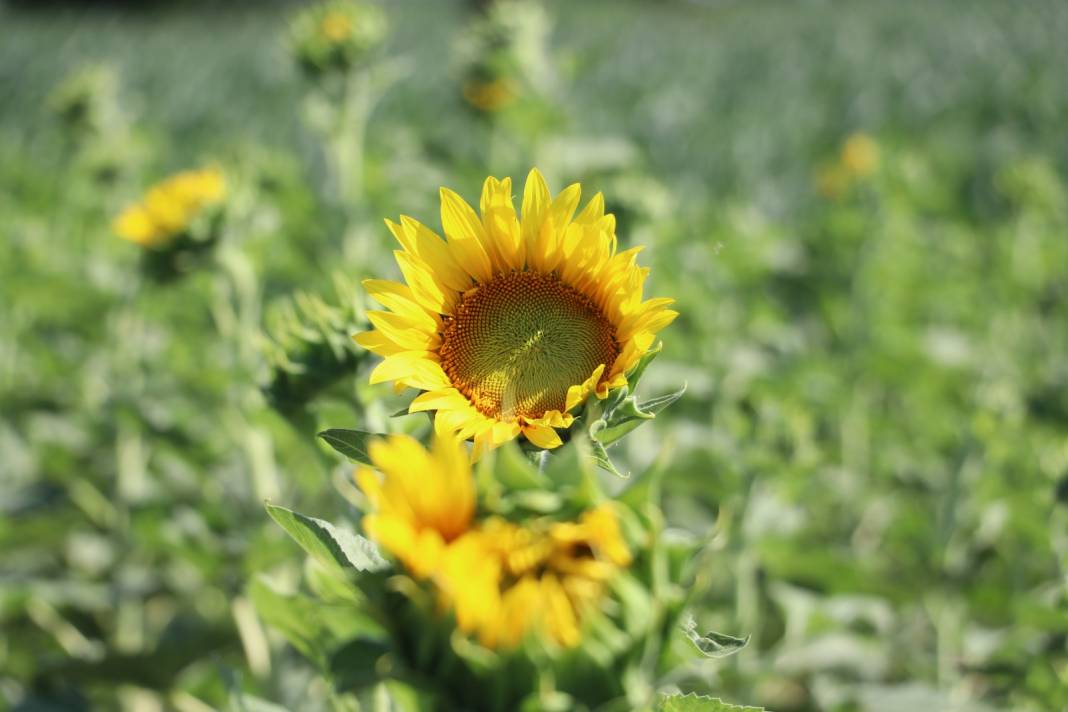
(3, 1, 1068, 710)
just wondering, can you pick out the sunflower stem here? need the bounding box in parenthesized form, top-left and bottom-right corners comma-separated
(537, 449, 549, 474)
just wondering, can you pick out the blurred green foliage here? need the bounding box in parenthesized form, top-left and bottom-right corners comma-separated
(2, 0, 1067, 710)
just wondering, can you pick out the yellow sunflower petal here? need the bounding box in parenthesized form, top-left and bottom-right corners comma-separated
(366, 311, 440, 351)
(479, 176, 522, 271)
(542, 574, 580, 647)
(394, 251, 458, 315)
(574, 191, 605, 226)
(440, 187, 494, 284)
(409, 387, 470, 413)
(388, 217, 472, 294)
(352, 329, 406, 357)
(434, 402, 491, 439)
(564, 363, 607, 413)
(521, 422, 563, 449)
(549, 183, 582, 235)
(521, 168, 552, 259)
(369, 352, 451, 391)
(363, 279, 440, 331)
(113, 205, 163, 246)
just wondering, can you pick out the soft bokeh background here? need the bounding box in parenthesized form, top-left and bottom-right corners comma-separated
(3, 0, 1068, 710)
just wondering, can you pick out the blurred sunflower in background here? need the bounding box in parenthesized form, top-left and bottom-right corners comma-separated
(112, 166, 226, 249)
(354, 169, 677, 455)
(815, 131, 881, 199)
(456, 0, 554, 116)
(355, 434, 631, 650)
(462, 76, 519, 113)
(290, 0, 387, 79)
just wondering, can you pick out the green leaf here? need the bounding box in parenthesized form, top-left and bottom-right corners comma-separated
(635, 383, 688, 416)
(318, 428, 382, 464)
(682, 616, 750, 658)
(450, 629, 500, 677)
(657, 693, 764, 711)
(618, 454, 668, 510)
(494, 441, 550, 490)
(248, 578, 331, 665)
(596, 383, 687, 446)
(543, 437, 592, 487)
(230, 691, 292, 712)
(589, 434, 628, 478)
(266, 503, 387, 575)
(506, 489, 564, 513)
(329, 636, 392, 692)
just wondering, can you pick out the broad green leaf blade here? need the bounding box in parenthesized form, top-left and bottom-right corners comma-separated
(657, 693, 764, 711)
(682, 616, 750, 658)
(318, 428, 381, 464)
(328, 636, 392, 692)
(266, 503, 387, 574)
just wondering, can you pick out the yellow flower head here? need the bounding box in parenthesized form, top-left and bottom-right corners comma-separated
(356, 434, 475, 578)
(319, 10, 354, 43)
(355, 169, 678, 455)
(841, 132, 879, 178)
(354, 436, 632, 650)
(462, 77, 518, 113)
(464, 504, 632, 649)
(113, 166, 226, 248)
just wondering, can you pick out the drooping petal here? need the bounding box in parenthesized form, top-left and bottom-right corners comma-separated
(521, 422, 563, 449)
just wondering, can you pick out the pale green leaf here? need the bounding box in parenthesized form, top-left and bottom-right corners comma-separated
(266, 503, 387, 574)
(596, 383, 687, 446)
(318, 428, 380, 464)
(682, 616, 750, 658)
(657, 693, 764, 711)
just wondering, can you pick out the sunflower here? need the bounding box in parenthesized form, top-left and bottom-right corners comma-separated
(462, 76, 519, 113)
(113, 166, 226, 248)
(355, 435, 632, 650)
(355, 169, 677, 455)
(468, 505, 632, 649)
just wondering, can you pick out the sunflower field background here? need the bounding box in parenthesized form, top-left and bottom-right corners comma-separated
(3, 0, 1068, 710)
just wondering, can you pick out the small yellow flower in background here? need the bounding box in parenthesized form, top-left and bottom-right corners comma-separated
(354, 169, 678, 455)
(113, 166, 226, 248)
(462, 77, 518, 113)
(319, 10, 354, 43)
(815, 132, 881, 200)
(290, 0, 387, 77)
(840, 132, 880, 178)
(356, 435, 632, 650)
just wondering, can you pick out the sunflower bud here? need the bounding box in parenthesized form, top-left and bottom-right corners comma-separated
(260, 273, 369, 414)
(290, 0, 388, 82)
(456, 0, 554, 116)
